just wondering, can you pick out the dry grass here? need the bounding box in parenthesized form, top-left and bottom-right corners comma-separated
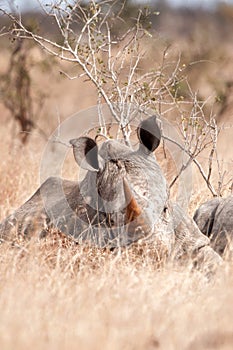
(0, 113, 233, 350)
(0, 19, 233, 349)
(1, 237, 233, 350)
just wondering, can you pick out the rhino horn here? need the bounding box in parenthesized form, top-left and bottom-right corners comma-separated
(123, 178, 142, 223)
(122, 178, 152, 242)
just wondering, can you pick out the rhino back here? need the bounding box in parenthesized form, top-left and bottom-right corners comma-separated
(0, 177, 84, 240)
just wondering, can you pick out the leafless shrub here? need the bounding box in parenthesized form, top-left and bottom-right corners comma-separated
(0, 0, 230, 195)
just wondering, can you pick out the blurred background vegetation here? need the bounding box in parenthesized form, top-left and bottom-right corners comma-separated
(0, 1, 232, 132)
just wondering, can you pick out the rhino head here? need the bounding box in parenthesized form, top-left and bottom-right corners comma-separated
(68, 116, 173, 249)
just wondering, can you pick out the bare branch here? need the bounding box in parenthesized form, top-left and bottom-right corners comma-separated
(1, 1, 228, 195)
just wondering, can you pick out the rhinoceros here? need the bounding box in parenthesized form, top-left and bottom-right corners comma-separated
(194, 195, 233, 255)
(0, 116, 221, 270)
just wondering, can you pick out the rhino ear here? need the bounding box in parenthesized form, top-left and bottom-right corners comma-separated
(70, 137, 99, 171)
(137, 116, 161, 152)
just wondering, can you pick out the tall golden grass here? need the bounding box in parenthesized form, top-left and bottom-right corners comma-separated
(0, 24, 233, 348)
(1, 234, 233, 350)
(0, 110, 233, 350)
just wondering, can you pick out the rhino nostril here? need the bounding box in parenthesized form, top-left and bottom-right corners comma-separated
(111, 159, 122, 168)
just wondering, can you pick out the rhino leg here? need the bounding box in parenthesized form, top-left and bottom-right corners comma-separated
(0, 195, 48, 241)
(0, 181, 48, 241)
(172, 203, 222, 274)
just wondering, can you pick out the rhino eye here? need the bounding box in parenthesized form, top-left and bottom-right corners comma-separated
(163, 206, 170, 221)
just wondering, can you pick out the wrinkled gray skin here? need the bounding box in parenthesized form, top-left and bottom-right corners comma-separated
(194, 195, 233, 255)
(0, 116, 221, 271)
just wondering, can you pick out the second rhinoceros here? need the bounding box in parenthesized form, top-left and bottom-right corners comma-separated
(0, 116, 221, 270)
(194, 195, 233, 255)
